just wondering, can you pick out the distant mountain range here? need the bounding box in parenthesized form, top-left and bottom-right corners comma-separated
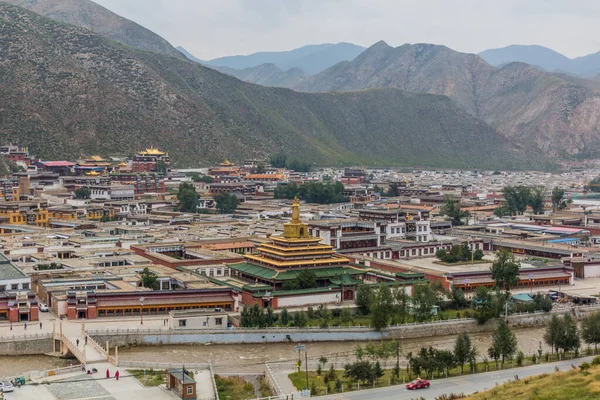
(0, 2, 530, 169)
(479, 44, 600, 78)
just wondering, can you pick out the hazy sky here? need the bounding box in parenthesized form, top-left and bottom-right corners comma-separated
(93, 0, 600, 60)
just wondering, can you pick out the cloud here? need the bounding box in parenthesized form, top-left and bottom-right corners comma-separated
(93, 0, 600, 60)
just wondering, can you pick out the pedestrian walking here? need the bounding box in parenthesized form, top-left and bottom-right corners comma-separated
(40, 322, 42, 329)
(85, 336, 88, 345)
(24, 322, 27, 330)
(115, 370, 120, 380)
(76, 339, 80, 347)
(81, 363, 86, 372)
(163, 319, 166, 326)
(106, 369, 110, 379)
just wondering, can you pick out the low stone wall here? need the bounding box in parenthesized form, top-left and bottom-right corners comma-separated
(88, 305, 600, 348)
(0, 334, 53, 356)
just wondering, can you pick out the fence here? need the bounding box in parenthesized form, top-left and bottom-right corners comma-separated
(0, 332, 52, 342)
(0, 364, 81, 382)
(209, 363, 220, 400)
(264, 363, 283, 396)
(59, 332, 86, 363)
(117, 360, 211, 370)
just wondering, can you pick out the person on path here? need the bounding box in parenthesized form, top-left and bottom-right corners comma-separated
(24, 322, 27, 330)
(85, 336, 88, 345)
(39, 322, 42, 329)
(106, 369, 110, 379)
(76, 339, 80, 347)
(115, 370, 119, 380)
(163, 319, 166, 326)
(81, 363, 86, 372)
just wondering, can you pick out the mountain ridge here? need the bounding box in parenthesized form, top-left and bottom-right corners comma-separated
(0, 2, 538, 169)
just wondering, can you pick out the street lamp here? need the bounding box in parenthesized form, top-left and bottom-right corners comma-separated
(529, 274, 534, 294)
(139, 297, 145, 325)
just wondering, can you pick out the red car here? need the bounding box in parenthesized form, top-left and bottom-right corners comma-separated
(406, 378, 430, 390)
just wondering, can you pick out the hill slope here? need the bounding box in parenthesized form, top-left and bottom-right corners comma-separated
(0, 3, 536, 169)
(2, 0, 185, 59)
(214, 64, 308, 88)
(176, 45, 204, 63)
(297, 41, 600, 159)
(205, 42, 366, 75)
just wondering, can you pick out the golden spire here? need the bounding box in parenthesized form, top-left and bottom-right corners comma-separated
(291, 196, 301, 224)
(283, 196, 308, 239)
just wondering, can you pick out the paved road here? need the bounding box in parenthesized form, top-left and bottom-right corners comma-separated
(318, 356, 595, 400)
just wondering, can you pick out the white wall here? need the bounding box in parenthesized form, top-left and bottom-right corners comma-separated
(277, 291, 341, 308)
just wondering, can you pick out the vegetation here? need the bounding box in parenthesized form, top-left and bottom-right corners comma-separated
(488, 319, 517, 368)
(74, 187, 91, 199)
(551, 186, 567, 212)
(439, 196, 470, 226)
(582, 311, 600, 351)
(544, 314, 581, 355)
(454, 333, 477, 374)
(497, 185, 546, 216)
(274, 181, 347, 204)
(269, 153, 311, 172)
(177, 183, 198, 213)
(155, 160, 168, 173)
(214, 375, 255, 400)
(466, 364, 600, 400)
(435, 243, 483, 264)
(490, 250, 521, 293)
(140, 267, 159, 290)
(127, 369, 165, 386)
(282, 270, 318, 290)
(35, 262, 62, 271)
(214, 192, 238, 214)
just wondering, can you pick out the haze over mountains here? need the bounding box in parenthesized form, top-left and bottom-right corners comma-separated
(1, 2, 527, 169)
(479, 44, 600, 78)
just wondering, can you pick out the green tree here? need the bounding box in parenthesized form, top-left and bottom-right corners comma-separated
(280, 309, 290, 326)
(473, 249, 484, 261)
(412, 284, 440, 322)
(439, 196, 470, 226)
(502, 185, 531, 216)
(393, 286, 409, 323)
(177, 183, 199, 212)
(589, 176, 600, 193)
(490, 250, 521, 293)
(370, 283, 394, 330)
(450, 285, 468, 309)
(558, 314, 580, 355)
(283, 270, 318, 290)
(529, 186, 545, 214)
(551, 187, 566, 212)
(140, 267, 159, 290)
(155, 160, 168, 173)
(472, 286, 494, 324)
(491, 319, 517, 367)
(582, 312, 600, 352)
(270, 153, 287, 168)
(494, 205, 511, 218)
(251, 162, 267, 174)
(200, 175, 213, 183)
(214, 192, 238, 214)
(356, 285, 373, 315)
(454, 333, 475, 374)
(340, 307, 353, 325)
(74, 187, 91, 199)
(386, 183, 400, 197)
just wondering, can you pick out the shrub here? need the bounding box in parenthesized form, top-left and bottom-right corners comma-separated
(591, 356, 600, 365)
(580, 362, 591, 373)
(335, 378, 342, 392)
(531, 354, 537, 364)
(516, 350, 525, 366)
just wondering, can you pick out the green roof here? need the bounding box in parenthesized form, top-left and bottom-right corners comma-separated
(228, 262, 367, 281)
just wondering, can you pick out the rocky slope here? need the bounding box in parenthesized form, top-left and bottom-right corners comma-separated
(3, 0, 185, 59)
(297, 41, 600, 159)
(0, 3, 536, 169)
(214, 64, 308, 88)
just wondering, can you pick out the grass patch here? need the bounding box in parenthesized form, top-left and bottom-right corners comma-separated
(433, 260, 490, 266)
(215, 375, 255, 400)
(126, 369, 165, 387)
(466, 364, 600, 399)
(259, 377, 274, 397)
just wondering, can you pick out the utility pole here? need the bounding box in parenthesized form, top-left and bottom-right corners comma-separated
(305, 349, 309, 392)
(182, 364, 185, 400)
(396, 340, 400, 378)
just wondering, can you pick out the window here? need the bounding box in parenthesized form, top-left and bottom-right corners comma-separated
(215, 318, 223, 326)
(202, 321, 207, 326)
(187, 386, 193, 395)
(179, 320, 187, 327)
(22, 283, 29, 290)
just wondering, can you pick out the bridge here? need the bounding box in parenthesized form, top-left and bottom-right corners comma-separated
(54, 320, 108, 364)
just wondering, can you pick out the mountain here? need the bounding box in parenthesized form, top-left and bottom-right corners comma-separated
(205, 42, 366, 75)
(2, 0, 185, 59)
(297, 41, 600, 159)
(0, 3, 536, 169)
(479, 44, 600, 78)
(176, 45, 204, 63)
(215, 64, 308, 88)
(479, 45, 571, 71)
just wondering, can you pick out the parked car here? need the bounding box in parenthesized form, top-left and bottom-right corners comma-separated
(0, 381, 14, 392)
(39, 303, 49, 312)
(406, 378, 430, 390)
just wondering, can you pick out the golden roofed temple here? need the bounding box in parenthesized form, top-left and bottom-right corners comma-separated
(139, 146, 168, 156)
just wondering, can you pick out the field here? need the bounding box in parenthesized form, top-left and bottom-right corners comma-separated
(126, 369, 165, 386)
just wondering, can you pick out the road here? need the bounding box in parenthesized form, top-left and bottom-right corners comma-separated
(318, 356, 595, 400)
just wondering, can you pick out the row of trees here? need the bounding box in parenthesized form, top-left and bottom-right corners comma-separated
(495, 185, 568, 217)
(343, 342, 399, 385)
(270, 153, 311, 172)
(274, 181, 347, 204)
(435, 243, 484, 263)
(177, 183, 238, 214)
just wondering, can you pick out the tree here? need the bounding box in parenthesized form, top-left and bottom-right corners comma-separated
(177, 183, 199, 212)
(502, 185, 530, 216)
(543, 315, 561, 355)
(490, 250, 521, 293)
(280, 309, 290, 326)
(494, 205, 511, 218)
(450, 285, 468, 309)
(393, 286, 409, 323)
(582, 312, 600, 351)
(473, 249, 484, 261)
(529, 186, 545, 215)
(270, 153, 287, 168)
(214, 192, 238, 214)
(356, 285, 373, 315)
(140, 267, 159, 290)
(200, 175, 214, 183)
(155, 160, 168, 173)
(491, 319, 517, 367)
(533, 293, 553, 313)
(551, 187, 567, 212)
(558, 314, 580, 354)
(251, 162, 267, 174)
(454, 333, 475, 374)
(74, 187, 91, 199)
(589, 176, 600, 193)
(283, 270, 318, 290)
(412, 284, 440, 322)
(386, 183, 400, 197)
(439, 196, 470, 226)
(370, 283, 394, 330)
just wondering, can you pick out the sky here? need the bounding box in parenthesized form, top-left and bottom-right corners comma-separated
(93, 0, 600, 60)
